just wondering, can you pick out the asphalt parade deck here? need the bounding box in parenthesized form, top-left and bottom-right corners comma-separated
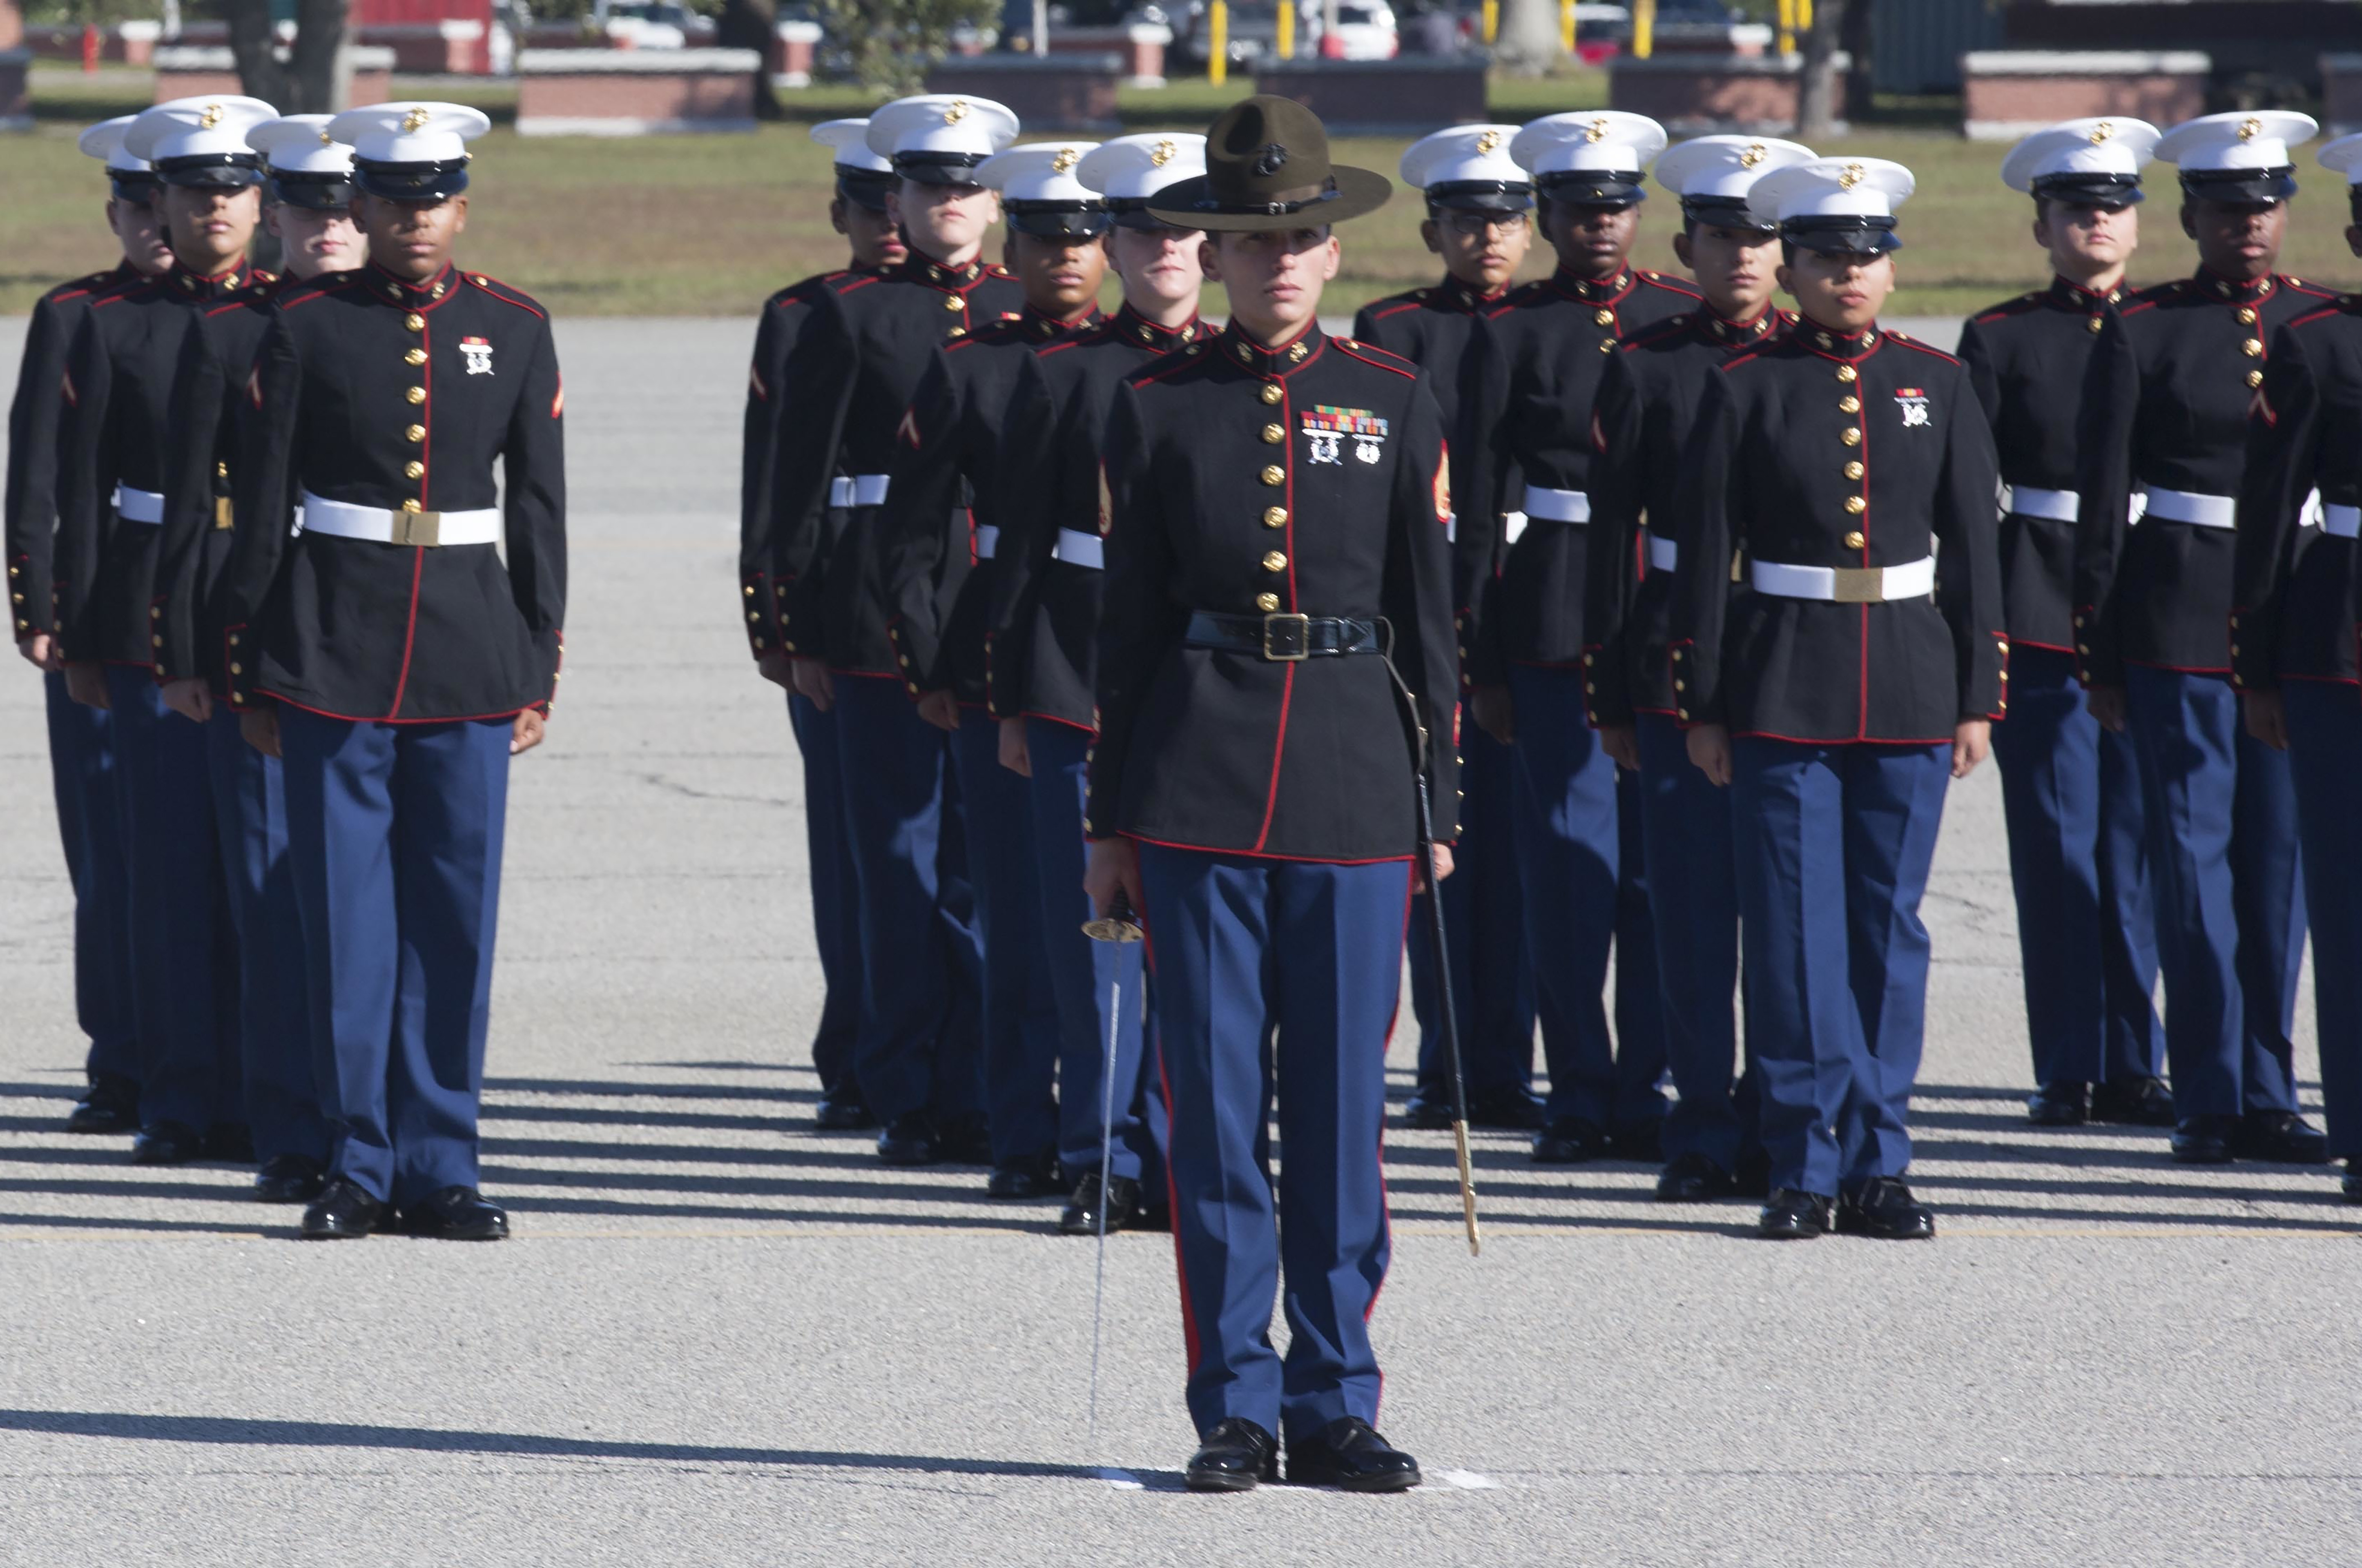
(2, 318, 2357, 1566)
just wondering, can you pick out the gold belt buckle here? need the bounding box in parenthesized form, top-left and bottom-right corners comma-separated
(1830, 566, 1885, 604)
(212, 497, 234, 530)
(1262, 612, 1311, 661)
(390, 508, 442, 548)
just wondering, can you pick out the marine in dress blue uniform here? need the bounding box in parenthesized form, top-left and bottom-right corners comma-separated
(54, 96, 279, 1167)
(1583, 133, 1816, 1202)
(1465, 111, 1696, 1164)
(7, 118, 159, 1137)
(1085, 97, 1453, 1492)
(1955, 118, 2170, 1129)
(222, 102, 566, 1241)
(755, 95, 1025, 1168)
(1671, 157, 2006, 1241)
(984, 132, 1208, 1231)
(875, 140, 1111, 1193)
(149, 112, 364, 1202)
(740, 120, 906, 1132)
(2232, 130, 2362, 1196)
(2074, 111, 2333, 1167)
(1351, 125, 1540, 1134)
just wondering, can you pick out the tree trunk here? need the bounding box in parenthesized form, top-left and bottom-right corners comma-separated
(1795, 0, 1843, 140)
(224, 0, 292, 104)
(1838, 0, 1873, 126)
(1491, 0, 1558, 75)
(718, 0, 783, 120)
(286, 0, 350, 111)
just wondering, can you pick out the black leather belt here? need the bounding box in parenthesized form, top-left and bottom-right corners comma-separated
(1184, 611, 1382, 662)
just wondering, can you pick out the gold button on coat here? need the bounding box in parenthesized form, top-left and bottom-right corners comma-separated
(2237, 306, 2257, 324)
(2242, 338, 2263, 357)
(1593, 308, 1613, 326)
(2247, 369, 2264, 388)
(404, 461, 425, 479)
(1261, 424, 1283, 443)
(401, 499, 422, 514)
(1255, 592, 1280, 611)
(404, 312, 424, 332)
(1263, 506, 1287, 528)
(406, 385, 426, 405)
(1260, 383, 1282, 405)
(1844, 461, 1864, 480)
(943, 295, 964, 312)
(1261, 550, 1287, 572)
(1260, 465, 1284, 486)
(1838, 395, 1860, 413)
(1845, 495, 1867, 514)
(1836, 365, 1858, 383)
(1844, 530, 1866, 549)
(2086, 316, 2104, 333)
(1841, 427, 1860, 446)
(406, 424, 425, 442)
(405, 347, 426, 366)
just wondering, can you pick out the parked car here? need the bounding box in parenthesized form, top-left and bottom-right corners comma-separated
(1178, 0, 1396, 65)
(591, 0, 716, 49)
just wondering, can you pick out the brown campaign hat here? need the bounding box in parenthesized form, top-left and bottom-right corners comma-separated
(1146, 95, 1391, 232)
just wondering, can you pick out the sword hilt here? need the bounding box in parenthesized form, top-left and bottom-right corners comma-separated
(1081, 887, 1143, 944)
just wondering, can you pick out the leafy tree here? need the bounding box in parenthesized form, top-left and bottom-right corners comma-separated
(812, 0, 995, 93)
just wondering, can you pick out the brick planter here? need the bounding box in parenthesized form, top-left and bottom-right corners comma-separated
(1609, 49, 1849, 136)
(1961, 51, 2209, 142)
(2325, 52, 2362, 136)
(772, 18, 819, 88)
(1253, 57, 1488, 137)
(924, 51, 1123, 132)
(1044, 22, 1171, 88)
(152, 44, 394, 105)
(515, 47, 760, 135)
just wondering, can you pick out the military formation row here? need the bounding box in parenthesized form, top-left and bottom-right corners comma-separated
(6, 96, 564, 1241)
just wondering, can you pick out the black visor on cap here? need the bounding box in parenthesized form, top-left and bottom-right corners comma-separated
(837, 168, 895, 212)
(353, 156, 471, 203)
(1106, 196, 1195, 232)
(270, 172, 357, 211)
(1782, 214, 1903, 255)
(1539, 169, 1646, 208)
(110, 172, 163, 202)
(1424, 179, 1534, 214)
(2349, 186, 2362, 225)
(1680, 194, 1776, 232)
(1005, 201, 1113, 239)
(155, 153, 265, 189)
(2030, 171, 2143, 207)
(893, 151, 987, 187)
(2179, 166, 2295, 205)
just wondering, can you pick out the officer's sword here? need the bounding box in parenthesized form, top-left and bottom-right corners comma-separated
(1413, 757, 1483, 1258)
(1080, 890, 1144, 1446)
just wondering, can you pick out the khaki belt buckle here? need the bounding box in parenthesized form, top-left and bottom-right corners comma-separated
(1830, 566, 1885, 604)
(390, 508, 442, 548)
(1262, 612, 1311, 661)
(212, 497, 234, 531)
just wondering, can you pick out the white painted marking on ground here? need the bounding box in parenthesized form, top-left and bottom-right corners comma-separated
(1092, 1467, 1146, 1489)
(1428, 1469, 1501, 1490)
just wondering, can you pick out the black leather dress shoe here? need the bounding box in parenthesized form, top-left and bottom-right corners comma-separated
(64, 1073, 139, 1135)
(2343, 1160, 2362, 1204)
(2171, 1113, 2238, 1165)
(131, 1120, 205, 1166)
(1530, 1116, 1607, 1165)
(2027, 1082, 2090, 1127)
(1287, 1417, 1421, 1492)
(1609, 1119, 1664, 1162)
(1756, 1187, 1833, 1240)
(1836, 1176, 1936, 1240)
(812, 1092, 877, 1132)
(2232, 1110, 2331, 1165)
(300, 1178, 386, 1240)
(253, 1154, 327, 1204)
(1468, 1085, 1546, 1131)
(986, 1154, 1063, 1198)
(2089, 1074, 2176, 1127)
(399, 1185, 510, 1241)
(1059, 1172, 1144, 1235)
(204, 1122, 255, 1163)
(934, 1111, 994, 1166)
(1655, 1151, 1738, 1203)
(1733, 1148, 1773, 1199)
(1401, 1090, 1456, 1131)
(1185, 1418, 1278, 1492)
(875, 1114, 938, 1167)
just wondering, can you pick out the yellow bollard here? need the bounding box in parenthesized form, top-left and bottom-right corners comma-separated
(1633, 0, 1654, 57)
(1481, 0, 1497, 43)
(1277, 0, 1294, 59)
(1559, 0, 1573, 55)
(1209, 0, 1228, 84)
(1776, 0, 1794, 56)
(1798, 0, 1813, 29)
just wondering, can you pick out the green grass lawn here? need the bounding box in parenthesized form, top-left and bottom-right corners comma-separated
(10, 65, 2358, 318)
